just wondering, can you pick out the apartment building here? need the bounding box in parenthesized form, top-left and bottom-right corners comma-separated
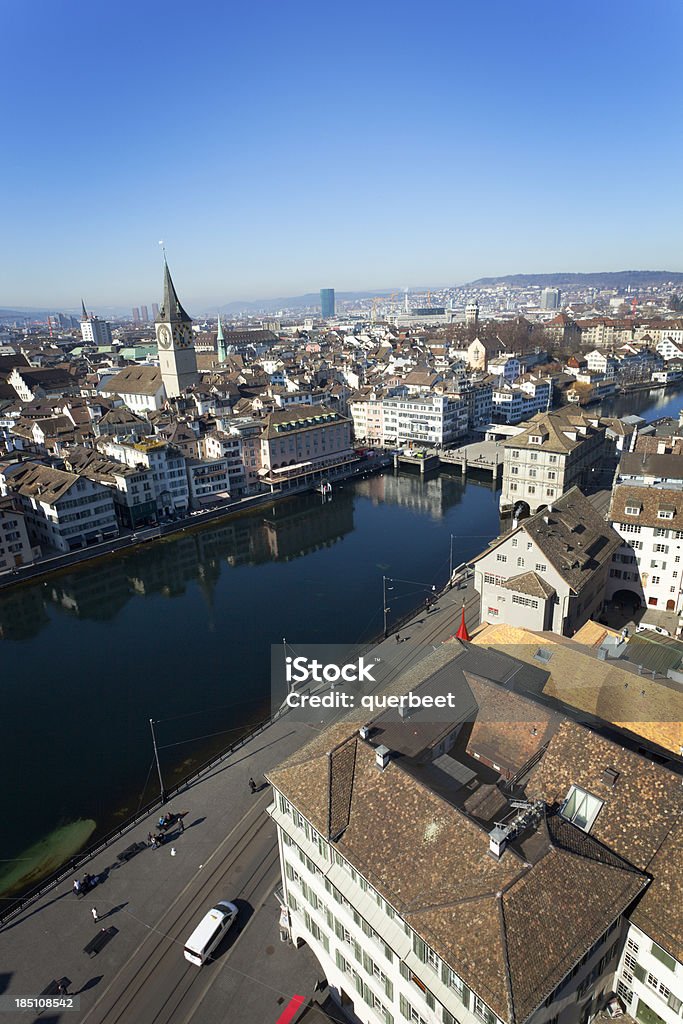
(267, 640, 681, 1024)
(491, 377, 552, 426)
(382, 393, 467, 448)
(0, 499, 41, 572)
(501, 411, 606, 514)
(471, 487, 620, 635)
(203, 431, 247, 496)
(258, 405, 355, 491)
(584, 350, 619, 380)
(185, 457, 230, 508)
(98, 437, 189, 514)
(450, 379, 493, 430)
(606, 463, 683, 617)
(63, 447, 157, 528)
(0, 461, 118, 552)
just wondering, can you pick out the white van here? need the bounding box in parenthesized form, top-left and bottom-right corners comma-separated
(183, 901, 238, 965)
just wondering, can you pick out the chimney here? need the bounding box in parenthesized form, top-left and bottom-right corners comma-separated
(657, 440, 666, 455)
(359, 725, 371, 740)
(543, 515, 550, 525)
(375, 745, 391, 771)
(489, 824, 510, 859)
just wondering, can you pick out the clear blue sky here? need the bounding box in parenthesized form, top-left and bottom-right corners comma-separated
(3, 0, 682, 311)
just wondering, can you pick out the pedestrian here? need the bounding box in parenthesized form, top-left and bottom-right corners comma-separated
(178, 816, 185, 832)
(58, 981, 68, 996)
(396, 633, 401, 644)
(147, 832, 155, 847)
(91, 907, 99, 922)
(248, 777, 256, 794)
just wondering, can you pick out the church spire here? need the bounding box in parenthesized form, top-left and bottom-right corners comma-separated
(157, 259, 191, 323)
(81, 298, 88, 320)
(217, 313, 227, 363)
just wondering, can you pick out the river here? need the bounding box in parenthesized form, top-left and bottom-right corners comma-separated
(0, 470, 500, 895)
(2, 381, 682, 897)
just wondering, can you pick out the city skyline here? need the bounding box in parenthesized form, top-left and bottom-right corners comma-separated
(3, 0, 683, 308)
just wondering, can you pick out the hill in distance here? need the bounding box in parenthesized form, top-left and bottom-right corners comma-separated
(467, 270, 683, 288)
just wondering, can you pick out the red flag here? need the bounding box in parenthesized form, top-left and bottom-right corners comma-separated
(456, 604, 470, 642)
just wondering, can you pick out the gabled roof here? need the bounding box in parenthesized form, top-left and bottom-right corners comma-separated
(500, 571, 556, 599)
(100, 366, 163, 397)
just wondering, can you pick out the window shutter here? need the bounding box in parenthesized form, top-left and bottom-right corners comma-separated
(426, 990, 435, 1010)
(400, 961, 411, 980)
(400, 994, 410, 1018)
(413, 934, 427, 962)
(385, 978, 394, 1001)
(363, 951, 372, 974)
(335, 949, 344, 971)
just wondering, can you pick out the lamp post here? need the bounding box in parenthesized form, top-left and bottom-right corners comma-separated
(149, 717, 166, 803)
(383, 576, 390, 639)
(449, 534, 454, 589)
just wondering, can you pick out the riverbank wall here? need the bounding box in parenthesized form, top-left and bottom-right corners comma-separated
(0, 454, 391, 593)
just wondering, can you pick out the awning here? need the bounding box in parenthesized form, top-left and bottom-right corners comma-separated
(272, 461, 313, 474)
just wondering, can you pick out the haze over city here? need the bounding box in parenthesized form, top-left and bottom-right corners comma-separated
(3, 0, 683, 309)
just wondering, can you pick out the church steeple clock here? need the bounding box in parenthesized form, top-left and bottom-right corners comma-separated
(155, 261, 199, 398)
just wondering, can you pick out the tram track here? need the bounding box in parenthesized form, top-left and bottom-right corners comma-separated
(82, 796, 277, 1024)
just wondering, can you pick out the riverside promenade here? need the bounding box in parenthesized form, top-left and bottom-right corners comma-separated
(0, 580, 479, 1023)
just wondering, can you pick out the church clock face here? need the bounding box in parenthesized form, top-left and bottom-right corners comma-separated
(157, 325, 172, 349)
(177, 325, 191, 348)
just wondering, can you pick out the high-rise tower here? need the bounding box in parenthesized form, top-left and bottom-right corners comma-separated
(320, 288, 335, 318)
(154, 261, 199, 398)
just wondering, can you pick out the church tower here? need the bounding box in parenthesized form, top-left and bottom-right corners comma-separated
(155, 261, 199, 398)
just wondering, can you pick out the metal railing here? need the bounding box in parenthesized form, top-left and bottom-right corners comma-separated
(0, 707, 286, 928)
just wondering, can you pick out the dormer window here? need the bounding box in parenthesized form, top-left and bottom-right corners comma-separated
(625, 505, 641, 516)
(530, 435, 542, 444)
(560, 785, 603, 833)
(658, 509, 675, 520)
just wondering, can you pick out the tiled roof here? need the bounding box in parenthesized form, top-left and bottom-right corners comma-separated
(7, 462, 78, 504)
(630, 822, 683, 965)
(502, 411, 600, 453)
(610, 483, 683, 529)
(526, 720, 683, 871)
(500, 571, 556, 599)
(474, 624, 683, 756)
(101, 366, 163, 396)
(523, 487, 621, 593)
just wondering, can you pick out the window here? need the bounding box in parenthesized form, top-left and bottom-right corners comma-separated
(658, 509, 674, 519)
(535, 563, 547, 572)
(560, 785, 603, 832)
(511, 538, 518, 547)
(651, 943, 676, 971)
(616, 981, 633, 1007)
(625, 505, 641, 516)
(653, 544, 669, 554)
(496, 553, 507, 562)
(651, 576, 660, 585)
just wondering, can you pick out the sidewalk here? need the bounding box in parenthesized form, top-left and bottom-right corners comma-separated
(0, 583, 479, 1012)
